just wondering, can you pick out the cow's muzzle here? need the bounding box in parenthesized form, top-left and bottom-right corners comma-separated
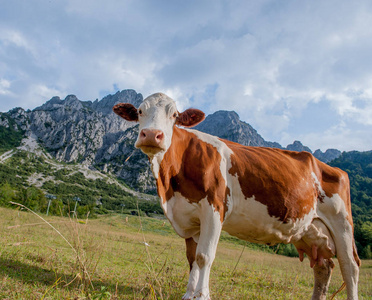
(135, 128, 165, 155)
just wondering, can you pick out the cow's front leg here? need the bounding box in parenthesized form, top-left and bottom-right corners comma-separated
(192, 200, 223, 300)
(183, 238, 199, 300)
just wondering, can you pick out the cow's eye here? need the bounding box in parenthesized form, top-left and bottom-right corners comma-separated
(138, 109, 142, 115)
(173, 112, 177, 118)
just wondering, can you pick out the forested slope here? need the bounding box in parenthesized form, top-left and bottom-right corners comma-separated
(329, 151, 372, 258)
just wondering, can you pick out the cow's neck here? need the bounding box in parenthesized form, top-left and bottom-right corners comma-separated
(149, 126, 184, 180)
(149, 126, 190, 201)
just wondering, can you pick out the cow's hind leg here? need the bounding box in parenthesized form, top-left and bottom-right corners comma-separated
(318, 210, 360, 299)
(183, 237, 199, 300)
(312, 258, 335, 300)
(331, 223, 359, 300)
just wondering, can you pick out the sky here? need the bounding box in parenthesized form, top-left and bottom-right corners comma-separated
(1, 0, 372, 152)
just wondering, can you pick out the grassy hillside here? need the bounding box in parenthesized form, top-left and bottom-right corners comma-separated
(0, 149, 159, 218)
(0, 207, 371, 299)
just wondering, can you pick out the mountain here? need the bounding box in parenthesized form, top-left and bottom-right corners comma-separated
(1, 90, 156, 193)
(313, 148, 342, 163)
(286, 140, 312, 153)
(0, 89, 347, 194)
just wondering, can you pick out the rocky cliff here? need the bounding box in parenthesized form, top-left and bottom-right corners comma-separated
(313, 148, 342, 163)
(1, 90, 155, 193)
(194, 111, 282, 148)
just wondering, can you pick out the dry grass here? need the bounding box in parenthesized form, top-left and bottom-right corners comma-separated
(0, 207, 371, 299)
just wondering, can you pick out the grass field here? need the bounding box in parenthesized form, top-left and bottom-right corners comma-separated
(0, 207, 371, 299)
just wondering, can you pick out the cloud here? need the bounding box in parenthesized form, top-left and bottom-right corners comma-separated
(0, 0, 372, 151)
(0, 79, 12, 96)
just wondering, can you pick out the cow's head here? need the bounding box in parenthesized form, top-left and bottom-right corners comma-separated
(113, 93, 205, 157)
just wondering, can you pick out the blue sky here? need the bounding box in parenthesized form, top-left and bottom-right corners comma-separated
(1, 0, 372, 152)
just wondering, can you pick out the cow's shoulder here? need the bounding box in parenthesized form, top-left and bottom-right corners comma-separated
(157, 127, 230, 221)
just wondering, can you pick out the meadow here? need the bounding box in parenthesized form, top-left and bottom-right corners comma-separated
(0, 207, 371, 299)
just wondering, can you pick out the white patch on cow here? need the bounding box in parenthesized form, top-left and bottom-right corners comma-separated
(316, 193, 359, 299)
(193, 197, 222, 300)
(150, 153, 165, 180)
(161, 192, 201, 239)
(317, 193, 350, 228)
(320, 193, 347, 218)
(183, 261, 199, 300)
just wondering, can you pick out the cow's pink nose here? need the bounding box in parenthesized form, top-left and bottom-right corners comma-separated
(138, 129, 164, 147)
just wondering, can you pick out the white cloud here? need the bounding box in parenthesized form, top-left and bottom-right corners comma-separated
(296, 124, 372, 152)
(0, 79, 12, 96)
(28, 84, 65, 106)
(0, 28, 32, 51)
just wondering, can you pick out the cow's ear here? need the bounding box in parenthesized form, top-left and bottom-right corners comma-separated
(176, 108, 205, 127)
(113, 103, 139, 122)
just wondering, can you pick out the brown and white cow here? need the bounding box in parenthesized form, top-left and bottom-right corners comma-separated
(113, 93, 360, 300)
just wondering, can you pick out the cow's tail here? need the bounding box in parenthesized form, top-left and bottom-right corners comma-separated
(330, 243, 360, 299)
(330, 282, 346, 300)
(353, 240, 361, 267)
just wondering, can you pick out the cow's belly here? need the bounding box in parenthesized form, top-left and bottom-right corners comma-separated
(160, 192, 317, 246)
(222, 195, 317, 245)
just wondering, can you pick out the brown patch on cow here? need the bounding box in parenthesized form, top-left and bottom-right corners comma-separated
(156, 127, 229, 222)
(226, 141, 318, 222)
(185, 238, 197, 272)
(196, 253, 207, 269)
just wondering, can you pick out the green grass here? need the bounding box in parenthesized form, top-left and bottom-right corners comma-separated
(0, 207, 371, 299)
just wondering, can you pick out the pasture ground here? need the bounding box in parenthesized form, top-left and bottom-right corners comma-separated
(0, 207, 371, 299)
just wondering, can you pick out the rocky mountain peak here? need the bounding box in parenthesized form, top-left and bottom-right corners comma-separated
(92, 89, 143, 115)
(194, 110, 281, 148)
(212, 110, 240, 121)
(313, 148, 342, 163)
(34, 97, 59, 111)
(286, 140, 312, 153)
(64, 95, 85, 110)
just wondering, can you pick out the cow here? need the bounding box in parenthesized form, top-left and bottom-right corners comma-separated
(113, 93, 360, 300)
